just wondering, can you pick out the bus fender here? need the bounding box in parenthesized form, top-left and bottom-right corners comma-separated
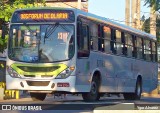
(89, 68, 101, 82)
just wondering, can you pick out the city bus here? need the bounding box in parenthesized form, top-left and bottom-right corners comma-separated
(6, 7, 158, 101)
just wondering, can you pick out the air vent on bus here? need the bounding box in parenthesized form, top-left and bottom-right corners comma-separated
(17, 66, 60, 72)
(24, 75, 35, 77)
(24, 75, 53, 78)
(26, 81, 50, 86)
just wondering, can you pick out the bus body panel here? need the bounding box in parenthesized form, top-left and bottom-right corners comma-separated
(76, 51, 158, 93)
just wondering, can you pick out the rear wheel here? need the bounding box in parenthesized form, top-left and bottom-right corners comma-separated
(30, 93, 46, 101)
(123, 78, 142, 100)
(82, 76, 100, 102)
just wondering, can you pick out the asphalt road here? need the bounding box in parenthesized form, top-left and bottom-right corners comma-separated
(0, 94, 159, 113)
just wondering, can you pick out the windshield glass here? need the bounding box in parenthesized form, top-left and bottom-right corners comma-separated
(8, 24, 75, 63)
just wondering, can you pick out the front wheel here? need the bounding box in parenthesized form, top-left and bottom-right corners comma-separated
(123, 78, 142, 100)
(82, 76, 100, 102)
(30, 93, 46, 101)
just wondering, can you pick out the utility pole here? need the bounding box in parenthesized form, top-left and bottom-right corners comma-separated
(78, 0, 81, 9)
(131, 0, 136, 28)
(150, 6, 158, 96)
(136, 0, 141, 30)
(150, 6, 156, 36)
(125, 0, 130, 26)
(131, 0, 141, 29)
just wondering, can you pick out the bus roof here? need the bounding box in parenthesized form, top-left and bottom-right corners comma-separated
(73, 8, 156, 41)
(14, 7, 156, 41)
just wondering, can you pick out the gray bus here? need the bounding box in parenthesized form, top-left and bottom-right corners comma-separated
(6, 7, 158, 102)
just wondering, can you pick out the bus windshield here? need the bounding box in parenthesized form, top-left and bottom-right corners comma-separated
(8, 24, 75, 63)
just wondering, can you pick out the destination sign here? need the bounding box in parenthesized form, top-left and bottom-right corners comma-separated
(20, 13, 68, 20)
(11, 9, 75, 23)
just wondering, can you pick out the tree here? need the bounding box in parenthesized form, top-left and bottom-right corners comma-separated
(142, 17, 160, 43)
(143, 0, 160, 44)
(144, 0, 160, 12)
(0, 0, 46, 53)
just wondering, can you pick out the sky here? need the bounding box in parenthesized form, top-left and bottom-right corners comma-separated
(88, 0, 150, 24)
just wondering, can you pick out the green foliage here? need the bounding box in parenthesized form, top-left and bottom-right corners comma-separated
(0, 0, 46, 52)
(142, 18, 150, 33)
(144, 0, 160, 11)
(0, 35, 8, 53)
(0, 0, 46, 22)
(142, 17, 160, 45)
(156, 18, 160, 44)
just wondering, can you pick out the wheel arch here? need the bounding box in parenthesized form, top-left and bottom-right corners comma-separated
(136, 75, 143, 92)
(134, 73, 142, 86)
(91, 69, 102, 87)
(137, 75, 142, 85)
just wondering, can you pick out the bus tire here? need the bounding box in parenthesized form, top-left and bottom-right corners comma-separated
(82, 76, 100, 102)
(30, 93, 46, 101)
(123, 78, 142, 100)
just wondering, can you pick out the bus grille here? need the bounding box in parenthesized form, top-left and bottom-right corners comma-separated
(24, 75, 35, 77)
(17, 66, 60, 72)
(24, 75, 53, 77)
(26, 81, 50, 86)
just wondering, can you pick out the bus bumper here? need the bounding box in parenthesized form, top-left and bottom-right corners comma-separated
(6, 75, 79, 93)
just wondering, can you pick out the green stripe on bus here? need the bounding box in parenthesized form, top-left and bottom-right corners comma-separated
(11, 63, 68, 76)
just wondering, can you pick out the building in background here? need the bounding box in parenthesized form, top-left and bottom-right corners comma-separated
(45, 0, 88, 12)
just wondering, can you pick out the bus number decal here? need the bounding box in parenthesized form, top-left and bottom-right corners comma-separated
(58, 32, 69, 42)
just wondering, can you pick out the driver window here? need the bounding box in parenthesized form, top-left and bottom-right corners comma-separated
(68, 36, 75, 58)
(77, 24, 89, 58)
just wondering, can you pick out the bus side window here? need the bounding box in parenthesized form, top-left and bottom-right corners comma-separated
(111, 29, 117, 54)
(115, 30, 123, 55)
(126, 33, 133, 57)
(102, 26, 111, 53)
(77, 23, 89, 58)
(68, 36, 75, 59)
(144, 40, 151, 61)
(132, 36, 137, 58)
(90, 22, 98, 51)
(137, 37, 143, 59)
(151, 42, 157, 62)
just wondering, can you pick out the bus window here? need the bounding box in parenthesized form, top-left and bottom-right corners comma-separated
(132, 36, 137, 58)
(152, 42, 157, 62)
(77, 24, 89, 58)
(98, 24, 102, 51)
(116, 30, 122, 55)
(137, 37, 143, 59)
(111, 29, 117, 54)
(90, 22, 98, 51)
(144, 40, 151, 61)
(68, 36, 75, 58)
(103, 26, 111, 53)
(124, 33, 133, 57)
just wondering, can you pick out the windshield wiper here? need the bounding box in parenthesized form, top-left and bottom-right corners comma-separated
(59, 24, 70, 33)
(38, 23, 59, 62)
(44, 22, 59, 44)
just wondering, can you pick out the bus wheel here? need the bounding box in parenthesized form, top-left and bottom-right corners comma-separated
(30, 93, 46, 101)
(123, 78, 142, 100)
(82, 76, 100, 102)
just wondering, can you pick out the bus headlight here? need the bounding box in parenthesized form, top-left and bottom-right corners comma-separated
(7, 66, 21, 78)
(55, 66, 75, 79)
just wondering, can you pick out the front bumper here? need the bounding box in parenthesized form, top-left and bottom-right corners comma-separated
(6, 75, 77, 93)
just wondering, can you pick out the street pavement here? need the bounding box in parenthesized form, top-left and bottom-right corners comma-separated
(0, 93, 159, 113)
